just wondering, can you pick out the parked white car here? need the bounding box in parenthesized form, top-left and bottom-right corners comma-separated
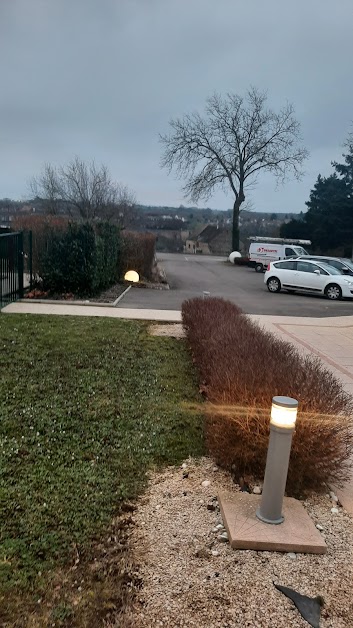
(264, 259, 353, 300)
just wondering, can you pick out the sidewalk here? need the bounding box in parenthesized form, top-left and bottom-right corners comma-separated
(253, 314, 353, 397)
(3, 300, 353, 515)
(1, 301, 181, 322)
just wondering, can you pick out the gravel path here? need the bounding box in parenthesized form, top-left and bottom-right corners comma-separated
(149, 323, 185, 338)
(121, 458, 353, 628)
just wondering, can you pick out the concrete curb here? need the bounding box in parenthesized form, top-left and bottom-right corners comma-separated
(113, 285, 131, 306)
(17, 298, 115, 308)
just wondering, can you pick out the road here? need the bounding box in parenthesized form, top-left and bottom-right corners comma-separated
(117, 253, 353, 317)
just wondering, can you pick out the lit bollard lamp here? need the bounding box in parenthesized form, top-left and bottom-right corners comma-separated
(256, 396, 298, 525)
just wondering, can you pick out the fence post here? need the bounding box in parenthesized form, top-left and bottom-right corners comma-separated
(29, 230, 33, 290)
(18, 232, 24, 298)
(0, 237, 3, 306)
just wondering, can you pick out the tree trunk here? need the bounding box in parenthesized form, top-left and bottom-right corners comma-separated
(232, 194, 244, 252)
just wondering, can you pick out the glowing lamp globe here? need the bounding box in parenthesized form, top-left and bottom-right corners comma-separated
(124, 270, 139, 283)
(229, 251, 242, 264)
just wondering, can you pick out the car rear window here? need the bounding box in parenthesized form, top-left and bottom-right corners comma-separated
(273, 260, 297, 270)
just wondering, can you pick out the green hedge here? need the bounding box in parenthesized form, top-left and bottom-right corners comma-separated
(40, 222, 121, 295)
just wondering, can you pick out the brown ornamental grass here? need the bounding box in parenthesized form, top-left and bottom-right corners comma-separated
(182, 297, 353, 494)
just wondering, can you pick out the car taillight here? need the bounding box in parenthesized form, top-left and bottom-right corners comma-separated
(267, 264, 271, 271)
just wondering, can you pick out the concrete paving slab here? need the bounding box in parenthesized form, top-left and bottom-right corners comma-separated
(334, 484, 353, 516)
(218, 491, 327, 554)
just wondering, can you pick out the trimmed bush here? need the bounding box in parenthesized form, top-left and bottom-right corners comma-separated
(120, 231, 156, 280)
(94, 222, 122, 290)
(205, 407, 353, 495)
(182, 297, 353, 494)
(40, 222, 121, 295)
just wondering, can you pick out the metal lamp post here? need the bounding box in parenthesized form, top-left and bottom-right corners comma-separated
(256, 396, 298, 525)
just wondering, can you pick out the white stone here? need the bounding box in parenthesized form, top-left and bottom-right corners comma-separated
(331, 507, 339, 514)
(252, 486, 262, 495)
(331, 495, 339, 504)
(287, 553, 297, 559)
(182, 463, 187, 469)
(316, 524, 324, 531)
(212, 527, 219, 533)
(211, 550, 219, 556)
(202, 480, 211, 487)
(213, 466, 218, 472)
(216, 524, 224, 530)
(156, 505, 161, 510)
(218, 532, 228, 542)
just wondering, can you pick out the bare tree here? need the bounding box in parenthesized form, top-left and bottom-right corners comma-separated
(101, 182, 137, 226)
(31, 157, 136, 224)
(160, 87, 308, 251)
(31, 163, 62, 215)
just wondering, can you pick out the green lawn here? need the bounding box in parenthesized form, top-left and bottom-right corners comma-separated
(0, 314, 204, 624)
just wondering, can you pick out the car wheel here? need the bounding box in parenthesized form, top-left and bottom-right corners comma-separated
(325, 284, 342, 300)
(255, 263, 263, 273)
(267, 277, 281, 293)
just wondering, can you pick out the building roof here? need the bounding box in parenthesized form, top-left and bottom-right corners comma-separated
(197, 225, 230, 243)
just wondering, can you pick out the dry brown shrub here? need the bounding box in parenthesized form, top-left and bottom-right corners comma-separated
(182, 297, 352, 415)
(121, 231, 156, 280)
(205, 405, 353, 495)
(182, 297, 353, 493)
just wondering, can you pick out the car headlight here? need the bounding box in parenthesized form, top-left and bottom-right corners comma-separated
(343, 279, 353, 285)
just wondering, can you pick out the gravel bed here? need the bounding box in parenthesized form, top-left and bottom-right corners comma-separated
(149, 324, 185, 338)
(122, 457, 353, 628)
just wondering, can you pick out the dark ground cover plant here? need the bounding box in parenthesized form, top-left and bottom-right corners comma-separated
(182, 297, 353, 494)
(0, 314, 204, 626)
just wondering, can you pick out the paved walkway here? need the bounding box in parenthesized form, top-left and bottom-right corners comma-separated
(253, 314, 353, 397)
(3, 301, 353, 515)
(2, 301, 181, 322)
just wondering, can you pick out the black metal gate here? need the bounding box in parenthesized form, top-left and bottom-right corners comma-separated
(0, 231, 33, 307)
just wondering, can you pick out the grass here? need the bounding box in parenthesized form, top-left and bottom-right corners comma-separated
(0, 314, 204, 625)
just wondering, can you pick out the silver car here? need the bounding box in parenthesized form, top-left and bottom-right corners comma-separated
(296, 255, 353, 276)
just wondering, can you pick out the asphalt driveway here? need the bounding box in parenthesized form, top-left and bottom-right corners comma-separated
(118, 253, 353, 317)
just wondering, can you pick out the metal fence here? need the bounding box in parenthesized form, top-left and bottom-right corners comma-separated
(0, 231, 33, 307)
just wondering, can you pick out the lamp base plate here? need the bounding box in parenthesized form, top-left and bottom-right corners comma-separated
(218, 492, 326, 554)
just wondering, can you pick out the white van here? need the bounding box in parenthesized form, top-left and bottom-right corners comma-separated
(248, 237, 311, 272)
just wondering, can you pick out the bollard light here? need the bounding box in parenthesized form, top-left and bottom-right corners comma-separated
(270, 396, 298, 429)
(256, 396, 298, 525)
(203, 291, 210, 299)
(124, 270, 139, 283)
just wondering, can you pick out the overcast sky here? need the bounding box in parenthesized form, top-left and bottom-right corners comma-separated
(1, 0, 352, 212)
